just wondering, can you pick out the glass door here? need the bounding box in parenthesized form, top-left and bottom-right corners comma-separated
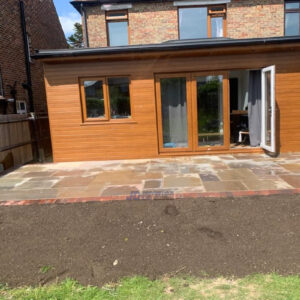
(192, 72, 229, 150)
(261, 65, 276, 153)
(155, 74, 193, 153)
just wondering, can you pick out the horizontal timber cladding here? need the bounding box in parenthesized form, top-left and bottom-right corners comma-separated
(43, 47, 300, 162)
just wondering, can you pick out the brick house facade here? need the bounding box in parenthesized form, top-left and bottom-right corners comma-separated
(72, 0, 285, 48)
(0, 0, 67, 114)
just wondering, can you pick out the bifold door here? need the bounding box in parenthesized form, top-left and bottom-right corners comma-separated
(261, 66, 276, 153)
(155, 72, 229, 154)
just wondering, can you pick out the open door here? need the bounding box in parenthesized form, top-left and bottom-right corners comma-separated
(261, 65, 276, 153)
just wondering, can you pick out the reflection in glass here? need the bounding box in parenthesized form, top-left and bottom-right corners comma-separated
(160, 77, 188, 148)
(285, 12, 300, 36)
(84, 80, 105, 118)
(179, 7, 208, 39)
(211, 17, 224, 37)
(108, 21, 129, 46)
(196, 76, 224, 146)
(108, 77, 131, 119)
(286, 2, 300, 9)
(264, 71, 272, 147)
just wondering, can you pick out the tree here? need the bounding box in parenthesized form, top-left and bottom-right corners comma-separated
(67, 23, 83, 48)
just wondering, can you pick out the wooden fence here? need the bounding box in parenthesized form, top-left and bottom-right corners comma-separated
(0, 114, 52, 172)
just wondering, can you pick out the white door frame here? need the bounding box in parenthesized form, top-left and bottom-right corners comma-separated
(261, 65, 276, 153)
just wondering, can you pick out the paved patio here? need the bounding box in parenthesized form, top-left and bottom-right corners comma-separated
(1, 153, 300, 204)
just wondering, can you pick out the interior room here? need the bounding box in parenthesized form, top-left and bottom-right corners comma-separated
(229, 69, 261, 149)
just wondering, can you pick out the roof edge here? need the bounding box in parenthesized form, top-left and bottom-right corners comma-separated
(70, 0, 172, 13)
(33, 36, 300, 60)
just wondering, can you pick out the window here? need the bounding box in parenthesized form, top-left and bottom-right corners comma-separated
(108, 77, 131, 119)
(285, 1, 300, 36)
(178, 5, 226, 39)
(106, 10, 129, 46)
(80, 76, 131, 123)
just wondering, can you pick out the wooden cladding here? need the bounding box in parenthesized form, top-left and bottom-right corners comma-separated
(43, 47, 300, 162)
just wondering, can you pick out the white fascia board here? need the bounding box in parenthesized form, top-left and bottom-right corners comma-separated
(101, 4, 132, 11)
(174, 0, 231, 6)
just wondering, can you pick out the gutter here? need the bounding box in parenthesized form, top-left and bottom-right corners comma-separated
(33, 36, 300, 60)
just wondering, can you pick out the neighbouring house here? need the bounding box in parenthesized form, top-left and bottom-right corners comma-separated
(34, 0, 300, 162)
(0, 0, 67, 171)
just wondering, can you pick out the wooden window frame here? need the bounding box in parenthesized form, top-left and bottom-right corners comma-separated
(284, 0, 300, 35)
(79, 76, 133, 124)
(191, 71, 230, 152)
(155, 71, 229, 154)
(178, 4, 226, 39)
(105, 10, 130, 46)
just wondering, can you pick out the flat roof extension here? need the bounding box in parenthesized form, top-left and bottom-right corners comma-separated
(33, 36, 300, 60)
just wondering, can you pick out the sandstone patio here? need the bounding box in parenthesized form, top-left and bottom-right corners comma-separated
(1, 153, 300, 204)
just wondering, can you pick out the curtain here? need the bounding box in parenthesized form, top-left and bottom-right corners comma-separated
(161, 78, 187, 147)
(248, 70, 262, 147)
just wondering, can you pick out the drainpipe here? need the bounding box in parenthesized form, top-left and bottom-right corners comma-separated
(81, 3, 90, 48)
(19, 0, 34, 113)
(19, 0, 39, 161)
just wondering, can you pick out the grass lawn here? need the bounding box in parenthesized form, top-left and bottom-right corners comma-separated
(1, 274, 300, 300)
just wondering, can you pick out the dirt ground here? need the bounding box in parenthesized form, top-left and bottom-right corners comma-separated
(0, 194, 299, 287)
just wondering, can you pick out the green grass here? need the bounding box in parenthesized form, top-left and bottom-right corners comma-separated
(0, 274, 300, 300)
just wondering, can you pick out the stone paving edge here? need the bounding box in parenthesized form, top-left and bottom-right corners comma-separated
(1, 188, 300, 206)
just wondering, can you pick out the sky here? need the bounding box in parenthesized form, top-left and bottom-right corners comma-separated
(53, 0, 81, 38)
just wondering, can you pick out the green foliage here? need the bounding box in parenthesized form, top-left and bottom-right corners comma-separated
(39, 265, 54, 274)
(1, 274, 300, 300)
(67, 23, 83, 48)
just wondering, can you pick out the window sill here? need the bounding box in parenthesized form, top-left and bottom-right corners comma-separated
(80, 119, 137, 126)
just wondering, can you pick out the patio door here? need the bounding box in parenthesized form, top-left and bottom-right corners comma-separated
(261, 66, 276, 153)
(155, 72, 229, 153)
(192, 72, 229, 151)
(155, 74, 193, 153)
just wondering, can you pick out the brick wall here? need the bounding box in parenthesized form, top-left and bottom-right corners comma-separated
(85, 6, 107, 47)
(129, 2, 178, 45)
(227, 0, 284, 39)
(84, 0, 285, 47)
(25, 0, 67, 113)
(0, 0, 67, 114)
(0, 0, 28, 114)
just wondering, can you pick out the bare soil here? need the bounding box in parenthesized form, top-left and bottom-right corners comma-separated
(0, 194, 299, 287)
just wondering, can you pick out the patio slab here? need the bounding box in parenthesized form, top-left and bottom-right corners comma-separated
(0, 153, 300, 204)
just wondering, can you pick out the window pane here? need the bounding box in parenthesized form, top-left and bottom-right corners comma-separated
(84, 80, 105, 118)
(285, 12, 300, 35)
(108, 77, 131, 119)
(108, 21, 128, 46)
(264, 71, 272, 147)
(179, 7, 208, 39)
(286, 2, 300, 9)
(196, 75, 224, 147)
(160, 77, 188, 148)
(211, 17, 224, 38)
